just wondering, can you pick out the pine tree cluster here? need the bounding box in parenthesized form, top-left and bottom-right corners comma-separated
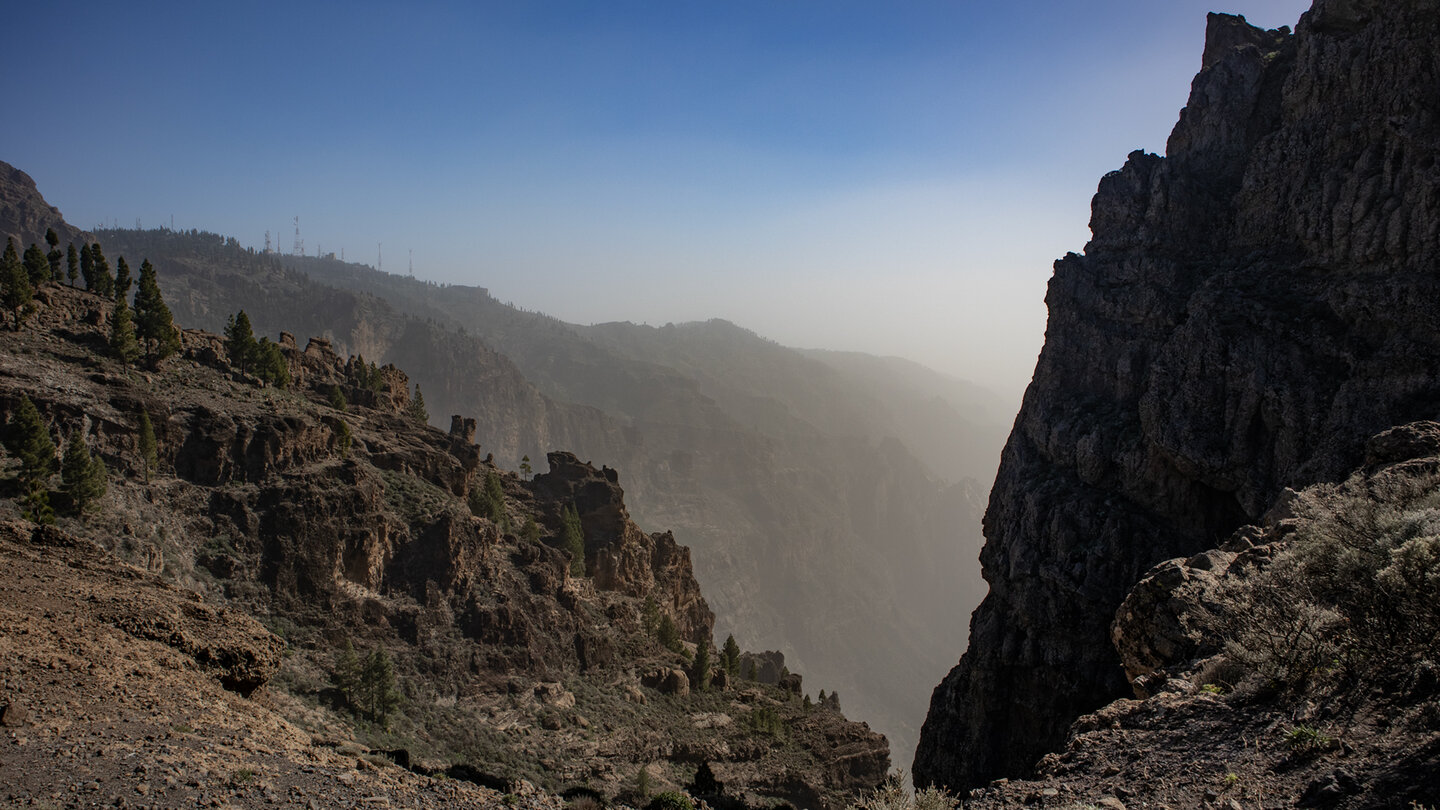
(224, 310, 289, 387)
(333, 641, 403, 728)
(5, 396, 56, 523)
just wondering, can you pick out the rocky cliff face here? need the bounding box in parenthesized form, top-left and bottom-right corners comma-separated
(916, 0, 1440, 790)
(0, 281, 888, 807)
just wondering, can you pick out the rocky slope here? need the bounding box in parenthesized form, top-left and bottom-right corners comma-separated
(0, 281, 889, 808)
(72, 208, 1001, 770)
(917, 0, 1440, 793)
(960, 422, 1440, 808)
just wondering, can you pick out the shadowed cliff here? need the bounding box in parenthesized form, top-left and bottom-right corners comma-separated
(917, 0, 1440, 790)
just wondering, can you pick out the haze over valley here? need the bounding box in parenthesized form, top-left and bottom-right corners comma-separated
(13, 0, 1439, 807)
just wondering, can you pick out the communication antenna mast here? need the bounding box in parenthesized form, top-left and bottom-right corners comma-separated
(377, 242, 382, 271)
(408, 249, 413, 277)
(264, 230, 272, 254)
(292, 216, 303, 256)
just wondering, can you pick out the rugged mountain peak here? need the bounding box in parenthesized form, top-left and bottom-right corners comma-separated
(917, 0, 1440, 791)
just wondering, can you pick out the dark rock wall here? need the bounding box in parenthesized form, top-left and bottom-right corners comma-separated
(916, 0, 1440, 790)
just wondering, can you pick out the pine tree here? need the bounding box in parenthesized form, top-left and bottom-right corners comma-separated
(23, 243, 49, 286)
(407, 384, 428, 423)
(110, 298, 140, 366)
(137, 409, 157, 484)
(641, 595, 661, 635)
(722, 634, 741, 678)
(224, 310, 257, 372)
(519, 455, 532, 480)
(657, 614, 681, 653)
(467, 469, 508, 527)
(693, 639, 711, 692)
(328, 386, 348, 411)
(520, 516, 542, 543)
(132, 259, 179, 362)
(61, 429, 107, 514)
(66, 243, 78, 287)
(560, 503, 584, 576)
(7, 397, 56, 524)
(1, 238, 33, 330)
(79, 243, 95, 291)
(360, 647, 402, 727)
(334, 419, 352, 456)
(744, 658, 757, 681)
(333, 639, 363, 708)
(90, 243, 114, 298)
(114, 256, 132, 301)
(45, 230, 62, 281)
(254, 338, 290, 388)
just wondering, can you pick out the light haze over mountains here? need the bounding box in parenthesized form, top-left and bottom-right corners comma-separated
(2, 0, 1310, 400)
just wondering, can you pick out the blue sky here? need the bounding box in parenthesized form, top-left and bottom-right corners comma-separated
(2, 0, 1312, 399)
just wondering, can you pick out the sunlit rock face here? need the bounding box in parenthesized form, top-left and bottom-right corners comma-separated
(915, 0, 1440, 791)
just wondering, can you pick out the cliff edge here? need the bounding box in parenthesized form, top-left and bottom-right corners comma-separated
(917, 0, 1440, 790)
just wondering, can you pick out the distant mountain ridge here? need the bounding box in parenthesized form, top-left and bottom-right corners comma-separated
(0, 184, 1012, 770)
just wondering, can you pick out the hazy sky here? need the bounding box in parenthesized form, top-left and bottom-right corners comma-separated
(4, 0, 1311, 401)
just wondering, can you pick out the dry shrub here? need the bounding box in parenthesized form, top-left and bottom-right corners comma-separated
(854, 772, 958, 810)
(1212, 470, 1440, 693)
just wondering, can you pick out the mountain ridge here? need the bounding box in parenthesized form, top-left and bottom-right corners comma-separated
(0, 158, 1003, 774)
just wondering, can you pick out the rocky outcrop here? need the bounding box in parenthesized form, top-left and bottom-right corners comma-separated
(963, 424, 1440, 807)
(0, 278, 888, 808)
(917, 0, 1440, 790)
(532, 451, 714, 643)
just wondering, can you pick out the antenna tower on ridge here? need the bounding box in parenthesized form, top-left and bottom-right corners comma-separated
(292, 216, 303, 256)
(408, 249, 413, 277)
(264, 230, 272, 254)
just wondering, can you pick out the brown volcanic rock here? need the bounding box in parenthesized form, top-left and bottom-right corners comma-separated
(0, 279, 885, 808)
(916, 0, 1440, 791)
(0, 520, 546, 808)
(5, 520, 283, 696)
(532, 451, 715, 644)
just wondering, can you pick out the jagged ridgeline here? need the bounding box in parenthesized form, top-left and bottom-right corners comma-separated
(0, 276, 888, 806)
